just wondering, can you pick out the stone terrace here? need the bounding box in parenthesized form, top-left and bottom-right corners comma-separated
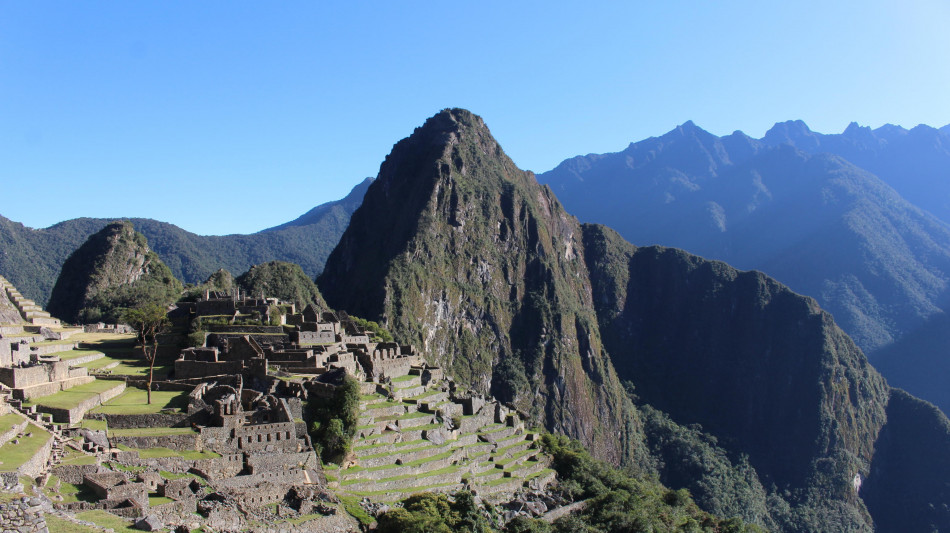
(329, 370, 555, 502)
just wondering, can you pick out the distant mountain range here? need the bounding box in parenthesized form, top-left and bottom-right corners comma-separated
(538, 121, 950, 414)
(0, 178, 371, 307)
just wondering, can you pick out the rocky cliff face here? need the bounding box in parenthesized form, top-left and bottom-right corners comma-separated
(47, 221, 181, 323)
(583, 224, 891, 529)
(318, 109, 950, 532)
(319, 109, 644, 465)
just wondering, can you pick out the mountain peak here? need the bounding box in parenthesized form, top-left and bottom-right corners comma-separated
(762, 119, 818, 146)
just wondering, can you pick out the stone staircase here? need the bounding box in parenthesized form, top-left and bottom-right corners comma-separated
(331, 372, 556, 502)
(0, 276, 60, 327)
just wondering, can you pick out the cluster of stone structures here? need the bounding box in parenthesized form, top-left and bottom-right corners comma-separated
(0, 285, 557, 531)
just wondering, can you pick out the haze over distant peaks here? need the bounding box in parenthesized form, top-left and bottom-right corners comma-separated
(539, 119, 950, 414)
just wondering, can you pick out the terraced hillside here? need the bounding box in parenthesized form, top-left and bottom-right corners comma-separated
(328, 372, 556, 502)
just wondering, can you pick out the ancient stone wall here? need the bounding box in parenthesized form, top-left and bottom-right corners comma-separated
(110, 433, 199, 451)
(246, 451, 318, 474)
(15, 426, 53, 478)
(204, 325, 284, 334)
(0, 498, 48, 533)
(91, 411, 202, 430)
(37, 381, 125, 424)
(13, 376, 95, 401)
(233, 422, 298, 453)
(0, 416, 27, 447)
(174, 360, 245, 380)
(191, 454, 243, 480)
(51, 463, 100, 485)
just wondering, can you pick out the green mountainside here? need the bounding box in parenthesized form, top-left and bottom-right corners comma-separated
(318, 108, 950, 532)
(236, 260, 327, 310)
(46, 221, 182, 323)
(0, 178, 370, 307)
(319, 109, 644, 466)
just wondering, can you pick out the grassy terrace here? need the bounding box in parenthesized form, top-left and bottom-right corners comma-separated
(74, 333, 176, 377)
(0, 423, 51, 472)
(0, 413, 24, 434)
(74, 510, 141, 533)
(90, 388, 188, 415)
(115, 444, 220, 460)
(22, 379, 121, 410)
(28, 339, 77, 347)
(110, 426, 196, 437)
(59, 448, 97, 466)
(342, 449, 456, 477)
(44, 349, 103, 360)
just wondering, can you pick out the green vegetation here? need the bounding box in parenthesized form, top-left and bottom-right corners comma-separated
(115, 444, 219, 460)
(180, 268, 235, 302)
(341, 495, 376, 527)
(0, 413, 23, 434)
(44, 514, 103, 533)
(22, 379, 120, 410)
(122, 303, 170, 404)
(110, 426, 196, 437)
(539, 434, 763, 533)
(236, 260, 327, 310)
(91, 388, 188, 415)
(306, 374, 360, 463)
(75, 510, 140, 533)
(0, 423, 50, 472)
(376, 491, 494, 533)
(47, 221, 183, 324)
(350, 316, 394, 342)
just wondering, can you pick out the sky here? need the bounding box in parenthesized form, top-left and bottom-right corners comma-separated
(2, 1, 949, 235)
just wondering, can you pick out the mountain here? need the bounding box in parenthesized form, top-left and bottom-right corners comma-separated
(538, 122, 950, 414)
(262, 177, 372, 231)
(318, 108, 950, 531)
(235, 260, 327, 310)
(0, 179, 369, 307)
(46, 221, 182, 323)
(761, 120, 950, 225)
(318, 108, 644, 466)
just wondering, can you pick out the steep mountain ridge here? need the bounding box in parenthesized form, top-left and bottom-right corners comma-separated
(582, 224, 889, 530)
(319, 109, 643, 465)
(318, 108, 950, 531)
(46, 221, 182, 323)
(0, 179, 369, 306)
(539, 122, 950, 414)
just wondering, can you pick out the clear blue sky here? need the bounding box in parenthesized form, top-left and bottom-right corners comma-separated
(2, 1, 949, 235)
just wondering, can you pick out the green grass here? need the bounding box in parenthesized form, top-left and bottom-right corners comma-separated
(342, 449, 455, 476)
(44, 514, 102, 532)
(110, 426, 196, 437)
(43, 475, 98, 504)
(390, 374, 418, 383)
(74, 510, 140, 533)
(29, 339, 77, 347)
(0, 413, 24, 434)
(90, 388, 188, 415)
(43, 349, 102, 360)
(340, 496, 375, 526)
(22, 379, 122, 410)
(159, 471, 207, 485)
(149, 495, 174, 506)
(0, 423, 50, 472)
(116, 444, 220, 460)
(345, 480, 460, 497)
(79, 418, 108, 431)
(58, 448, 97, 466)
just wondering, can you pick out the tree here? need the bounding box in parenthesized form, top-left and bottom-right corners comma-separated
(122, 303, 169, 404)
